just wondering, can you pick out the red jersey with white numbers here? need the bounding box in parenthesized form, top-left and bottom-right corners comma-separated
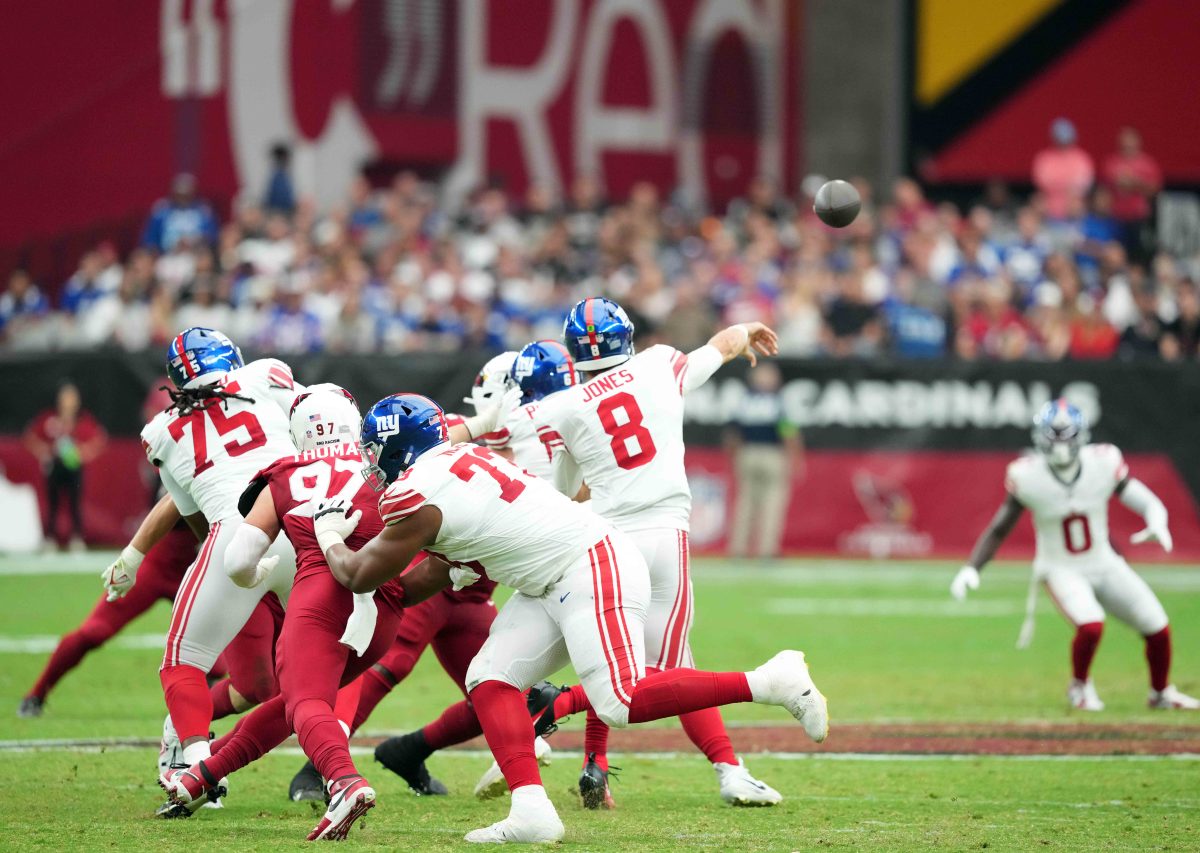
(253, 443, 404, 607)
(378, 443, 609, 597)
(533, 344, 690, 532)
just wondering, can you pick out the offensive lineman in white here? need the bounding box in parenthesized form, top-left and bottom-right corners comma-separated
(951, 399, 1198, 711)
(102, 328, 305, 807)
(311, 392, 828, 843)
(531, 297, 786, 807)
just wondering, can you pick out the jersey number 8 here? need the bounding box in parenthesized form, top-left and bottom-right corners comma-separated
(596, 392, 657, 471)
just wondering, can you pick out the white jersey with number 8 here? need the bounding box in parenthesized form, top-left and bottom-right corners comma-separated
(1005, 443, 1129, 573)
(141, 358, 302, 523)
(534, 344, 691, 532)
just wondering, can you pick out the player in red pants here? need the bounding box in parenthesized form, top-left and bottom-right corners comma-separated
(18, 525, 198, 718)
(160, 388, 409, 840)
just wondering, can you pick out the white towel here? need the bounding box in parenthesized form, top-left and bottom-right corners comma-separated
(340, 592, 378, 656)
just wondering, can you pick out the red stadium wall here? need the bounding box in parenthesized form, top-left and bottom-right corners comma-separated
(0, 0, 803, 283)
(4, 438, 1197, 563)
(686, 448, 1200, 562)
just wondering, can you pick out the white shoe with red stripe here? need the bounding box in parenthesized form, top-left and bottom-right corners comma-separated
(749, 650, 829, 743)
(158, 762, 227, 813)
(1067, 678, 1104, 711)
(307, 775, 376, 841)
(1148, 685, 1200, 709)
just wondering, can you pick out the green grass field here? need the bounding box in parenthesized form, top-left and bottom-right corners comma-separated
(1, 553, 1198, 850)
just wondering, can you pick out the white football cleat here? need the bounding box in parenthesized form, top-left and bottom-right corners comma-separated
(474, 736, 553, 800)
(1067, 678, 1105, 711)
(307, 775, 375, 841)
(715, 758, 782, 806)
(157, 714, 181, 776)
(465, 785, 564, 844)
(1148, 685, 1200, 710)
(749, 650, 829, 742)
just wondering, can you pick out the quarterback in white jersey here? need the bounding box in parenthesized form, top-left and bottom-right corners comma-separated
(103, 328, 306, 793)
(532, 297, 786, 808)
(312, 392, 827, 844)
(953, 399, 1198, 711)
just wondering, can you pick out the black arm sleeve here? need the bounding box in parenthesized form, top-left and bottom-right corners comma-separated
(966, 495, 1025, 572)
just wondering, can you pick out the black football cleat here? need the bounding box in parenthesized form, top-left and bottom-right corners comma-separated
(289, 759, 327, 803)
(17, 696, 44, 718)
(526, 681, 564, 737)
(374, 731, 448, 795)
(578, 752, 616, 810)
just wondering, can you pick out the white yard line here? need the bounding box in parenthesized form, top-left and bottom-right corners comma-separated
(0, 633, 164, 653)
(764, 598, 1040, 617)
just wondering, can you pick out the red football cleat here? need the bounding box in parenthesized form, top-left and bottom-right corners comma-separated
(307, 775, 375, 841)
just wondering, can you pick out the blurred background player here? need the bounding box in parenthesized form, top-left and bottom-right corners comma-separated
(532, 298, 787, 808)
(951, 399, 1198, 711)
(724, 362, 804, 559)
(312, 392, 828, 843)
(18, 518, 197, 717)
(23, 381, 107, 551)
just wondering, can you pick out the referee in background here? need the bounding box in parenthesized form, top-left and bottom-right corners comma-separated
(724, 363, 804, 558)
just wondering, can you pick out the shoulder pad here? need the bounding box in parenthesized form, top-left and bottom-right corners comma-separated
(140, 414, 170, 466)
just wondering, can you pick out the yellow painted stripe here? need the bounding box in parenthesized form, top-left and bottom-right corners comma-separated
(916, 0, 1064, 105)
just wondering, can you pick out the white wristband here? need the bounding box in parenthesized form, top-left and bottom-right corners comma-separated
(316, 529, 346, 556)
(120, 544, 146, 572)
(461, 413, 487, 440)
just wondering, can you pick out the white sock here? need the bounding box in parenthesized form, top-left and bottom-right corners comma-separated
(510, 784, 550, 808)
(745, 669, 769, 702)
(182, 740, 212, 766)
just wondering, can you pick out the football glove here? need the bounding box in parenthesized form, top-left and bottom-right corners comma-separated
(1132, 521, 1173, 553)
(101, 545, 145, 602)
(313, 497, 362, 555)
(463, 387, 522, 440)
(950, 565, 981, 601)
(449, 565, 482, 591)
(340, 592, 378, 656)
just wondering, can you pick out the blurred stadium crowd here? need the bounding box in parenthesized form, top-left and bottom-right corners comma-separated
(1, 123, 1196, 361)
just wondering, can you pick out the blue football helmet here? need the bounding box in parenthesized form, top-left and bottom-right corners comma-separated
(511, 340, 578, 404)
(562, 297, 635, 371)
(1032, 398, 1090, 469)
(360, 393, 449, 490)
(166, 327, 243, 390)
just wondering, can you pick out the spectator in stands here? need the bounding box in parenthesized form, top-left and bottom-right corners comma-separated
(724, 363, 803, 558)
(60, 251, 113, 315)
(1068, 293, 1120, 359)
(1118, 282, 1167, 359)
(24, 382, 106, 551)
(1032, 118, 1094, 221)
(824, 271, 882, 356)
(1103, 127, 1161, 259)
(0, 269, 49, 343)
(885, 270, 947, 358)
(141, 173, 219, 253)
(258, 274, 323, 353)
(1163, 280, 1200, 359)
(263, 142, 297, 215)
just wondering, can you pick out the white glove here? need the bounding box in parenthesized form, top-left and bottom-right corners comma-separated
(230, 554, 280, 589)
(950, 565, 981, 601)
(463, 386, 522, 440)
(101, 545, 145, 602)
(449, 565, 482, 591)
(313, 497, 362, 555)
(1132, 521, 1173, 553)
(339, 592, 378, 656)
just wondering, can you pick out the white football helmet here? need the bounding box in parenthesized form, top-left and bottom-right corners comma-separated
(289, 384, 362, 452)
(463, 351, 518, 410)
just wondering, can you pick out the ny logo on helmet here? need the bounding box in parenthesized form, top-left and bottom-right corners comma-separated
(377, 413, 401, 439)
(514, 355, 536, 379)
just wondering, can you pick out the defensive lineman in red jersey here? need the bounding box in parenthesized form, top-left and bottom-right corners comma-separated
(532, 297, 786, 807)
(160, 387, 404, 840)
(313, 392, 828, 844)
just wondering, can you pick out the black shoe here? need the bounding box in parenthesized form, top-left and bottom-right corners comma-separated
(578, 752, 615, 810)
(375, 731, 448, 795)
(289, 759, 327, 803)
(154, 799, 193, 819)
(526, 681, 564, 738)
(17, 696, 44, 718)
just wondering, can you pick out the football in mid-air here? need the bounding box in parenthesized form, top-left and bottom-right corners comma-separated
(813, 179, 861, 228)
